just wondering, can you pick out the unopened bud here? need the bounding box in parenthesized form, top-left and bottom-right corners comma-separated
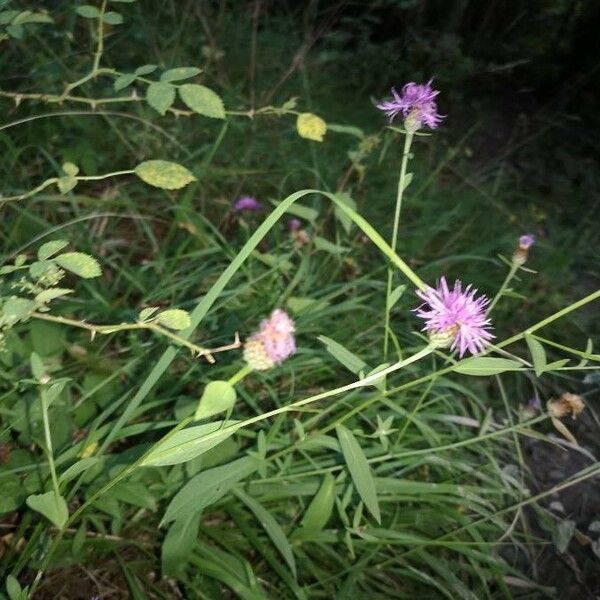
(547, 393, 585, 419)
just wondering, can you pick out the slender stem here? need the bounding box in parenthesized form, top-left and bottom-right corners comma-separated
(488, 262, 518, 312)
(39, 389, 61, 513)
(228, 364, 253, 386)
(92, 0, 108, 72)
(30, 312, 241, 364)
(383, 132, 414, 360)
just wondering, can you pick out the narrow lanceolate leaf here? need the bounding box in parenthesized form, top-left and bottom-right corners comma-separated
(140, 420, 239, 466)
(162, 456, 258, 525)
(179, 84, 225, 119)
(525, 333, 547, 377)
(299, 473, 336, 531)
(146, 81, 175, 115)
(336, 425, 381, 523)
(26, 491, 69, 529)
(156, 308, 191, 330)
(134, 160, 196, 190)
(233, 488, 297, 579)
(319, 335, 367, 375)
(453, 357, 523, 376)
(162, 512, 201, 577)
(54, 252, 101, 278)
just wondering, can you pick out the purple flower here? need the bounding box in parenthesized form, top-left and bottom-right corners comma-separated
(414, 277, 494, 357)
(243, 309, 296, 370)
(377, 79, 444, 130)
(519, 234, 535, 250)
(234, 196, 262, 212)
(289, 218, 302, 232)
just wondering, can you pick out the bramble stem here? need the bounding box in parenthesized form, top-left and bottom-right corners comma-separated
(383, 131, 414, 361)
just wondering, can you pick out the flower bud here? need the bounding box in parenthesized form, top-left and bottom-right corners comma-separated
(547, 393, 585, 419)
(512, 233, 535, 266)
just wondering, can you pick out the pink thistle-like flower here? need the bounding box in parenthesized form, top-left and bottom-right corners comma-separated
(377, 79, 444, 130)
(243, 309, 296, 370)
(519, 234, 535, 250)
(414, 277, 494, 357)
(234, 196, 262, 212)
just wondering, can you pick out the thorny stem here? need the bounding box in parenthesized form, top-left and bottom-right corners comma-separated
(30, 312, 241, 364)
(383, 131, 415, 361)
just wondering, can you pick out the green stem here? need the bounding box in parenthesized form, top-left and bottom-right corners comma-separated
(39, 389, 61, 512)
(384, 132, 414, 360)
(228, 364, 253, 386)
(488, 263, 518, 313)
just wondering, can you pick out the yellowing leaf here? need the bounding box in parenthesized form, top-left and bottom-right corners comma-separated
(134, 160, 196, 190)
(179, 84, 225, 119)
(296, 112, 327, 142)
(156, 308, 191, 330)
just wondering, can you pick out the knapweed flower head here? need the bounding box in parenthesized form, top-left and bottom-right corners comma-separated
(243, 309, 296, 371)
(234, 196, 262, 212)
(289, 218, 302, 232)
(377, 79, 444, 131)
(513, 233, 535, 265)
(415, 277, 494, 357)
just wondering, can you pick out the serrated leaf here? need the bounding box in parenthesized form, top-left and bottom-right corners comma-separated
(134, 64, 156, 76)
(195, 380, 236, 420)
(525, 334, 547, 377)
(75, 5, 100, 18)
(114, 73, 136, 91)
(34, 288, 73, 304)
(141, 420, 239, 466)
(319, 335, 367, 374)
(146, 81, 175, 115)
(179, 84, 225, 119)
(134, 160, 196, 190)
(38, 240, 68, 260)
(336, 425, 381, 523)
(138, 306, 159, 321)
(102, 11, 123, 24)
(26, 491, 68, 529)
(162, 456, 258, 525)
(57, 175, 77, 194)
(2, 297, 35, 324)
(54, 252, 101, 279)
(160, 67, 202, 82)
(454, 357, 523, 376)
(233, 488, 297, 579)
(156, 308, 191, 330)
(296, 112, 327, 142)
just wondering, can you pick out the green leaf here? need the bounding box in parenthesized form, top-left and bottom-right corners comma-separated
(454, 357, 524, 376)
(286, 296, 327, 315)
(30, 352, 45, 381)
(156, 308, 191, 330)
(333, 192, 357, 234)
(26, 491, 68, 529)
(57, 175, 77, 194)
(102, 11, 123, 24)
(401, 172, 413, 192)
(387, 284, 406, 310)
(319, 335, 367, 375)
(162, 512, 201, 577)
(54, 252, 101, 278)
(233, 488, 297, 579)
(38, 240, 68, 260)
(13, 11, 53, 25)
(160, 67, 202, 82)
(146, 81, 175, 115)
(134, 64, 157, 76)
(179, 83, 225, 119)
(285, 202, 319, 223)
(134, 160, 196, 190)
(140, 420, 239, 467)
(296, 112, 326, 142)
(75, 5, 100, 18)
(58, 457, 100, 485)
(299, 473, 336, 531)
(195, 380, 236, 420)
(525, 334, 547, 377)
(6, 575, 23, 600)
(114, 73, 136, 91)
(326, 123, 364, 138)
(336, 425, 381, 523)
(34, 288, 73, 304)
(553, 519, 575, 553)
(138, 306, 159, 321)
(162, 456, 258, 525)
(2, 297, 35, 325)
(313, 236, 349, 254)
(30, 320, 66, 356)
